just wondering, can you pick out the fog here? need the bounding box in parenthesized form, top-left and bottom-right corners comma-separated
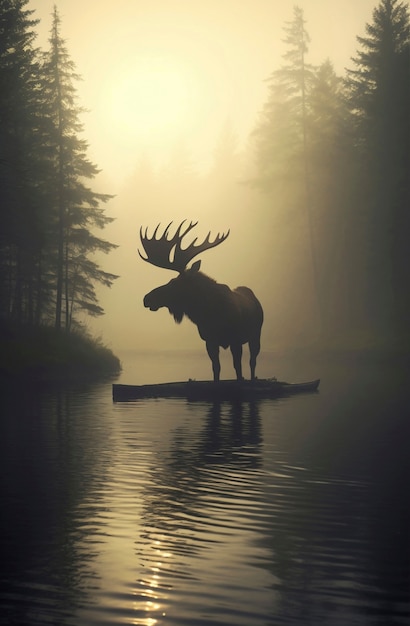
(32, 0, 375, 182)
(29, 0, 382, 354)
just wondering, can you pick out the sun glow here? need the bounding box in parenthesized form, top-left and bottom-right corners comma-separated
(94, 46, 236, 176)
(101, 57, 196, 144)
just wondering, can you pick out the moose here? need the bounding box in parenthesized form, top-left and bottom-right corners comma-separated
(139, 220, 264, 382)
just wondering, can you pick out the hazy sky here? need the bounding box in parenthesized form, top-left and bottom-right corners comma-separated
(30, 0, 378, 186)
(28, 0, 383, 354)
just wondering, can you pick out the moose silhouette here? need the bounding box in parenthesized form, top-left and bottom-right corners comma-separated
(139, 221, 263, 382)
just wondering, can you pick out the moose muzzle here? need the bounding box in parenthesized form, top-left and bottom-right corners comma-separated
(143, 287, 163, 311)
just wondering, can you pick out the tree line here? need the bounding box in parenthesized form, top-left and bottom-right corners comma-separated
(118, 0, 409, 349)
(1, 0, 409, 350)
(250, 0, 409, 344)
(0, 1, 118, 334)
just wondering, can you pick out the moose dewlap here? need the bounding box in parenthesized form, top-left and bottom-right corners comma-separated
(139, 220, 263, 382)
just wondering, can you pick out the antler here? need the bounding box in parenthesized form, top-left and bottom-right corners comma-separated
(138, 220, 230, 272)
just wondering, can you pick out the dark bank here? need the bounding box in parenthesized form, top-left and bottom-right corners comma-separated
(0, 322, 121, 383)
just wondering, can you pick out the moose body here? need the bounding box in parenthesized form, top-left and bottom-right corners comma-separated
(139, 221, 263, 382)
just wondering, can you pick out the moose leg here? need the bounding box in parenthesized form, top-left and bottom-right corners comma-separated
(249, 336, 261, 380)
(230, 343, 243, 381)
(206, 341, 220, 382)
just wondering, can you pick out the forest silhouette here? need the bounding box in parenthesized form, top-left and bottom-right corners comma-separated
(0, 0, 409, 370)
(112, 0, 409, 353)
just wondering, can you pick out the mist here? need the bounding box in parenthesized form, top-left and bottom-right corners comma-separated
(30, 0, 376, 182)
(90, 149, 318, 353)
(26, 0, 409, 359)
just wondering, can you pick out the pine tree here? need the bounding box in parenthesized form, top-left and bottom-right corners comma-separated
(252, 6, 313, 192)
(346, 0, 410, 336)
(308, 61, 348, 168)
(307, 60, 357, 334)
(0, 0, 43, 323)
(40, 6, 118, 332)
(252, 7, 325, 336)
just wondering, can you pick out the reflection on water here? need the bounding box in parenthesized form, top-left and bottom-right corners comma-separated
(133, 402, 264, 625)
(0, 353, 409, 625)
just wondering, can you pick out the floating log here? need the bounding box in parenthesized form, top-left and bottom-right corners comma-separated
(112, 378, 320, 402)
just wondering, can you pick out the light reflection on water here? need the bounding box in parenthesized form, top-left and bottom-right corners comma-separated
(0, 351, 409, 625)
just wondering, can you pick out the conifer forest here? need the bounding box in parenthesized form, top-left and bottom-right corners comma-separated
(0, 3, 118, 335)
(0, 0, 409, 353)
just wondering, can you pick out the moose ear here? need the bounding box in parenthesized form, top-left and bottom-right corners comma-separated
(190, 260, 201, 272)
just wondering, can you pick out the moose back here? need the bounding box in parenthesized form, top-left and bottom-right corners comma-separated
(139, 221, 263, 382)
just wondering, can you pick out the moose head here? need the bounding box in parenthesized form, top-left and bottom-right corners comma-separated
(139, 220, 263, 382)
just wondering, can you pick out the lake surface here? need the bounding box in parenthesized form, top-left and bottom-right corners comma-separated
(1, 350, 409, 625)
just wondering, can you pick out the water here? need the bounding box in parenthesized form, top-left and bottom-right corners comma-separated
(0, 350, 409, 625)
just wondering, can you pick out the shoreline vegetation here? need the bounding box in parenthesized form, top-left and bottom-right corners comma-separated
(0, 323, 121, 384)
(1, 323, 408, 388)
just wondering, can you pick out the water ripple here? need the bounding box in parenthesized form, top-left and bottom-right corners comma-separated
(1, 371, 409, 625)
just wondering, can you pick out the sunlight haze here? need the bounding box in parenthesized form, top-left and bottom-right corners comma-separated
(3, 3, 409, 618)
(30, 0, 376, 182)
(28, 0, 383, 354)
